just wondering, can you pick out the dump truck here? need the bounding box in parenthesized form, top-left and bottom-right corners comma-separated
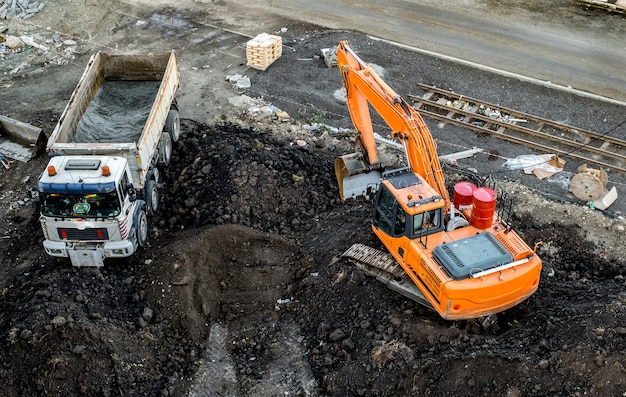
(37, 51, 180, 267)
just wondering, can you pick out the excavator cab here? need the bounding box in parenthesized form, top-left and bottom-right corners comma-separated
(373, 180, 445, 239)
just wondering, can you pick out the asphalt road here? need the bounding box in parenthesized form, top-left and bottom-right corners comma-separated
(231, 0, 626, 104)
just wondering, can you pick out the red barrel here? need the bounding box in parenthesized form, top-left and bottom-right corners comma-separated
(470, 187, 497, 229)
(453, 181, 476, 210)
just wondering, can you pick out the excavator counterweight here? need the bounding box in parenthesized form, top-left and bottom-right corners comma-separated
(335, 41, 542, 320)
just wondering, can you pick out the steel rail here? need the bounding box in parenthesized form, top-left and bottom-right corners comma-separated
(409, 84, 626, 173)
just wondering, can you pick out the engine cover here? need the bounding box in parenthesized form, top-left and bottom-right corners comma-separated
(432, 232, 513, 280)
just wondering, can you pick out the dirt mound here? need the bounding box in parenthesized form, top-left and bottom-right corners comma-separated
(1, 118, 625, 397)
(153, 120, 340, 234)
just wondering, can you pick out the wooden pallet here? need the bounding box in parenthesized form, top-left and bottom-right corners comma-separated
(246, 33, 282, 71)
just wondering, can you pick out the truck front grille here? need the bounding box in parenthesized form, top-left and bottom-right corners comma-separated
(58, 228, 109, 241)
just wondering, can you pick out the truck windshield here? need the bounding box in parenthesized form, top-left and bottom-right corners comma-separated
(41, 192, 121, 218)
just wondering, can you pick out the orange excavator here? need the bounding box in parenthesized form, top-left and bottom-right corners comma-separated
(335, 41, 542, 320)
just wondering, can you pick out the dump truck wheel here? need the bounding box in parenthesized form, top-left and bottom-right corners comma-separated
(158, 131, 172, 166)
(135, 209, 148, 248)
(145, 180, 159, 215)
(165, 109, 181, 142)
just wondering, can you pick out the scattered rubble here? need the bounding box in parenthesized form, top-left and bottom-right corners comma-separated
(320, 47, 337, 67)
(0, 0, 44, 20)
(1, 24, 80, 76)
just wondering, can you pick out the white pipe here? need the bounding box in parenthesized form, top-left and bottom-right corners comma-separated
(470, 257, 532, 278)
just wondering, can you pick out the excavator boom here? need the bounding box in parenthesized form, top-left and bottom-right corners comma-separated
(336, 41, 449, 206)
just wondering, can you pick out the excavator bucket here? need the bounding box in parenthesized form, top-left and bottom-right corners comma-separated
(335, 152, 382, 201)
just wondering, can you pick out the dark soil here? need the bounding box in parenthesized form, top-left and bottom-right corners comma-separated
(1, 119, 625, 396)
(0, 2, 625, 396)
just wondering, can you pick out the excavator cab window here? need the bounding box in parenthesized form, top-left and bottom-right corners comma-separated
(373, 185, 407, 237)
(412, 209, 444, 236)
(394, 206, 407, 236)
(373, 186, 393, 234)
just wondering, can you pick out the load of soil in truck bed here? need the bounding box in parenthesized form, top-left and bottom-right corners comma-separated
(73, 80, 161, 143)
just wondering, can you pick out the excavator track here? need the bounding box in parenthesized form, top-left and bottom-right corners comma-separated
(341, 243, 500, 329)
(340, 243, 434, 310)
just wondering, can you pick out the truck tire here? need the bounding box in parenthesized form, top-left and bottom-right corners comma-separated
(158, 131, 172, 166)
(145, 179, 159, 215)
(135, 208, 148, 248)
(165, 109, 181, 143)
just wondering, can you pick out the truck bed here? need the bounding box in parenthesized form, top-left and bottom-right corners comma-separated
(47, 51, 179, 188)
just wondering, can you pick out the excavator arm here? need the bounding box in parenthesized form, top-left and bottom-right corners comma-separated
(335, 41, 450, 207)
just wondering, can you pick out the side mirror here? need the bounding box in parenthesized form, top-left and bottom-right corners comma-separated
(364, 184, 379, 203)
(127, 184, 137, 202)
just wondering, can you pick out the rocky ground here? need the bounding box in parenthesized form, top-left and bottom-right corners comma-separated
(0, 1, 625, 396)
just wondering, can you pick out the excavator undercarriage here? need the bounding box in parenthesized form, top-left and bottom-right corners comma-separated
(340, 242, 500, 331)
(340, 243, 433, 309)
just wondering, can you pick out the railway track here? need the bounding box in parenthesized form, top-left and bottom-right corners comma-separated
(409, 84, 626, 174)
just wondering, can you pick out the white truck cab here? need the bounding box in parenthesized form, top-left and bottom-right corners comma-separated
(38, 155, 148, 267)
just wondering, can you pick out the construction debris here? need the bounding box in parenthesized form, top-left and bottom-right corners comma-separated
(592, 186, 618, 210)
(0, 154, 11, 169)
(439, 148, 484, 164)
(569, 163, 618, 211)
(2, 34, 23, 48)
(320, 47, 338, 67)
(0, 0, 45, 19)
(504, 154, 565, 180)
(1, 25, 79, 68)
(569, 163, 611, 202)
(0, 114, 46, 162)
(578, 0, 626, 13)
